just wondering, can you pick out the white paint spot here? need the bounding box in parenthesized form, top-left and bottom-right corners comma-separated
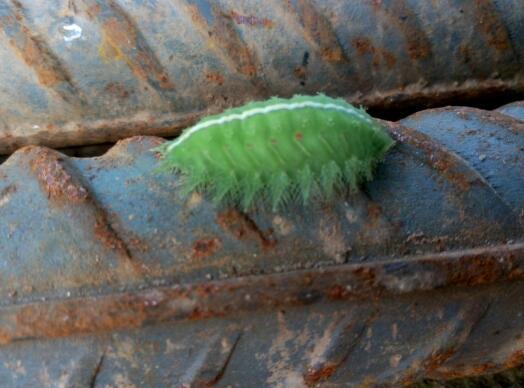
(61, 23, 82, 42)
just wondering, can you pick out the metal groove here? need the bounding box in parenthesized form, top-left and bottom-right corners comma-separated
(369, 0, 433, 61)
(27, 146, 141, 272)
(81, 0, 175, 92)
(303, 307, 375, 384)
(0, 0, 85, 106)
(471, 0, 520, 69)
(181, 0, 267, 93)
(290, 0, 351, 87)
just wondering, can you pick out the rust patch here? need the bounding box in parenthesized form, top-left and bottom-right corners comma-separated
(104, 82, 130, 99)
(85, 4, 101, 19)
(304, 365, 336, 385)
(504, 350, 524, 369)
(216, 208, 276, 251)
(192, 237, 222, 259)
(429, 255, 504, 287)
(185, 4, 261, 80)
(352, 266, 377, 286)
(294, 66, 307, 81)
(8, 293, 150, 344)
(99, 14, 174, 90)
(296, 0, 348, 63)
(2, 3, 83, 104)
(424, 347, 457, 373)
(239, 65, 257, 77)
(93, 217, 127, 252)
(29, 148, 88, 203)
(320, 48, 344, 63)
(205, 72, 225, 85)
(370, 0, 432, 60)
(326, 285, 350, 300)
(352, 37, 397, 67)
(228, 10, 274, 28)
(355, 202, 392, 248)
(472, 0, 512, 51)
(15, 32, 63, 87)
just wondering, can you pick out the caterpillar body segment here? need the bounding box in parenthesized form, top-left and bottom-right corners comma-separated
(157, 95, 394, 210)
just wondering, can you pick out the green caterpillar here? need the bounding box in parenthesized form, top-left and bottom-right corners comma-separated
(156, 94, 394, 210)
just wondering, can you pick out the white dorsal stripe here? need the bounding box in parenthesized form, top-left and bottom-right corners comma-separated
(166, 101, 373, 151)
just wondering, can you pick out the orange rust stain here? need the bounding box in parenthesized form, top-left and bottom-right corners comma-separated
(353, 267, 376, 283)
(382, 51, 396, 66)
(127, 234, 149, 253)
(370, 0, 431, 60)
(205, 72, 225, 85)
(428, 255, 502, 287)
(239, 64, 257, 77)
(353, 37, 372, 54)
(424, 347, 457, 372)
(104, 82, 130, 99)
(367, 202, 382, 222)
(505, 350, 524, 369)
(192, 6, 258, 79)
(326, 284, 349, 300)
(188, 308, 219, 320)
(216, 208, 276, 251)
(433, 159, 471, 192)
(192, 237, 222, 259)
(352, 37, 397, 67)
(473, 0, 511, 51)
(85, 4, 101, 19)
(93, 218, 126, 251)
(320, 47, 345, 63)
(294, 66, 307, 80)
(304, 365, 337, 385)
(297, 0, 348, 64)
(99, 18, 174, 89)
(11, 296, 149, 342)
(11, 31, 63, 87)
(29, 148, 88, 203)
(186, 4, 205, 24)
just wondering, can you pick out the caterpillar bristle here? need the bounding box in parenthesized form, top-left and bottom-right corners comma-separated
(156, 94, 395, 210)
(240, 173, 263, 211)
(268, 172, 290, 210)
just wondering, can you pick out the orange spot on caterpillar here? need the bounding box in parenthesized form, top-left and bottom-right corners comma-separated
(270, 139, 277, 144)
(295, 132, 303, 140)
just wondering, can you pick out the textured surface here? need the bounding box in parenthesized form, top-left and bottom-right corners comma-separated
(0, 0, 523, 154)
(0, 103, 522, 385)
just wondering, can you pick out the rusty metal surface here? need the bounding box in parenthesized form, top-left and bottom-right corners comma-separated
(0, 0, 523, 154)
(0, 103, 522, 385)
